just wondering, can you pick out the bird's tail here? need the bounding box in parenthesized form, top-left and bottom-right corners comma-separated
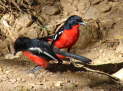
(53, 48, 92, 64)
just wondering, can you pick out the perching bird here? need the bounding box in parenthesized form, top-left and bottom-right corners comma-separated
(40, 15, 86, 51)
(40, 15, 86, 59)
(14, 37, 63, 73)
(14, 37, 91, 73)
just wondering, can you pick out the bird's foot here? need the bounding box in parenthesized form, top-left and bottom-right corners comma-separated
(57, 60, 63, 65)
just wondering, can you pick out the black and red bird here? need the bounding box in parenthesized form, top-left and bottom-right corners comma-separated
(14, 37, 63, 72)
(41, 15, 85, 49)
(40, 15, 86, 58)
(14, 37, 91, 72)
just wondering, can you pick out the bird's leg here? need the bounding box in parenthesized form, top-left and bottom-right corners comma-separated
(57, 59, 63, 65)
(67, 47, 72, 61)
(67, 47, 71, 52)
(28, 65, 42, 73)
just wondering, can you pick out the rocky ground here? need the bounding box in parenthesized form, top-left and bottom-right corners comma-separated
(0, 0, 123, 91)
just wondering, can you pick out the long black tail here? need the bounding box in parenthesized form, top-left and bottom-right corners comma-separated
(53, 48, 92, 64)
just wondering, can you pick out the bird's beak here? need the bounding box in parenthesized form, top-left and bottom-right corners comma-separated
(79, 21, 87, 26)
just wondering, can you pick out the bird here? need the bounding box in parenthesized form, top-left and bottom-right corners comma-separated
(41, 15, 85, 50)
(14, 37, 92, 73)
(40, 15, 86, 59)
(14, 37, 63, 73)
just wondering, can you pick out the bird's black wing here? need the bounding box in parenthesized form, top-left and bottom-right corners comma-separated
(50, 26, 64, 47)
(38, 25, 65, 48)
(38, 26, 64, 42)
(53, 26, 64, 40)
(28, 39, 62, 63)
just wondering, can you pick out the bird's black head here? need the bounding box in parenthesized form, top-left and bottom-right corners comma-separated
(14, 37, 31, 55)
(64, 15, 85, 29)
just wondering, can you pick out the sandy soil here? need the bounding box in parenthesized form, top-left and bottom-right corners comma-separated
(0, 42, 123, 91)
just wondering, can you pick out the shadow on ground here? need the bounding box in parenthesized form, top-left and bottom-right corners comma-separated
(0, 58, 123, 74)
(0, 58, 123, 90)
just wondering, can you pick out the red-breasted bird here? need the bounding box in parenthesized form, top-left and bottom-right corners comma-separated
(41, 15, 85, 49)
(14, 37, 91, 72)
(40, 15, 86, 59)
(14, 37, 63, 73)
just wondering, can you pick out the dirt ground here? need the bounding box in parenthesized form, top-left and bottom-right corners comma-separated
(0, 42, 123, 91)
(0, 0, 123, 91)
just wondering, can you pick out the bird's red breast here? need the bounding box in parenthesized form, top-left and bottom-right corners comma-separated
(23, 51, 48, 68)
(54, 25, 80, 49)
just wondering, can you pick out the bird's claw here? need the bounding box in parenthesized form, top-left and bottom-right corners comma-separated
(57, 60, 63, 65)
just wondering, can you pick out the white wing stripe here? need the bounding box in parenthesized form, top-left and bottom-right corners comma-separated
(29, 47, 42, 53)
(54, 31, 63, 40)
(29, 47, 57, 60)
(54, 34, 58, 40)
(43, 51, 57, 61)
(58, 31, 63, 34)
